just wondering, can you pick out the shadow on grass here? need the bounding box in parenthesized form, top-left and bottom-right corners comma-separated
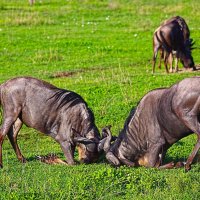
(24, 146, 200, 168)
(24, 150, 108, 167)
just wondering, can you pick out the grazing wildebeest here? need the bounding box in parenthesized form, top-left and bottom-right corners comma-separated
(100, 77, 200, 171)
(0, 77, 103, 168)
(152, 16, 195, 73)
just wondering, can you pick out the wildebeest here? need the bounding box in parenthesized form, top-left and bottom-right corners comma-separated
(152, 16, 195, 73)
(0, 77, 104, 168)
(101, 77, 200, 171)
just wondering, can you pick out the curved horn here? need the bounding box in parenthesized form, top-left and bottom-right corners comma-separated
(187, 38, 195, 49)
(190, 41, 195, 47)
(73, 136, 97, 144)
(98, 126, 113, 153)
(98, 137, 107, 152)
(102, 125, 112, 138)
(72, 127, 97, 144)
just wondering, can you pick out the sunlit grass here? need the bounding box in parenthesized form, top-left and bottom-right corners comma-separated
(0, 0, 200, 199)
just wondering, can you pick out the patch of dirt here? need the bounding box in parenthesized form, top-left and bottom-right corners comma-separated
(50, 67, 106, 78)
(50, 71, 78, 78)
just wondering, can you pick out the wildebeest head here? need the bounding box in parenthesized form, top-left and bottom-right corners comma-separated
(72, 126, 100, 163)
(74, 125, 117, 164)
(77, 142, 99, 164)
(73, 125, 115, 164)
(179, 38, 195, 69)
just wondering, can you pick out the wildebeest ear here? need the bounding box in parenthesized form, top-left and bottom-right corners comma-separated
(190, 47, 196, 50)
(73, 136, 96, 144)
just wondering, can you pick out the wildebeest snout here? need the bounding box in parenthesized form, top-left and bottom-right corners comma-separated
(77, 142, 99, 164)
(180, 54, 195, 69)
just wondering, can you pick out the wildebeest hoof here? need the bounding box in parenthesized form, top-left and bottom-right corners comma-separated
(20, 157, 27, 163)
(66, 161, 75, 165)
(175, 161, 185, 168)
(185, 164, 191, 172)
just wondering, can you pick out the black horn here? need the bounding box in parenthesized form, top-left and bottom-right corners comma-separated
(73, 136, 97, 144)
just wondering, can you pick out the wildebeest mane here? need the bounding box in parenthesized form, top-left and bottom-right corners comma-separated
(48, 89, 96, 131)
(121, 101, 141, 135)
(123, 106, 137, 129)
(48, 89, 88, 110)
(122, 87, 168, 131)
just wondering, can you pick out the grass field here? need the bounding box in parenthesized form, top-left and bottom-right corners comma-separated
(0, 0, 200, 199)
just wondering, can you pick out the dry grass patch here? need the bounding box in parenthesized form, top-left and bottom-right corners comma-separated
(3, 10, 55, 26)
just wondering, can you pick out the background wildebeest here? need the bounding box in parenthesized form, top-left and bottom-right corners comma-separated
(152, 16, 195, 73)
(101, 77, 200, 171)
(0, 77, 104, 168)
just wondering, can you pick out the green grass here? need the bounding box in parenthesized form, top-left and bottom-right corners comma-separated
(0, 0, 200, 199)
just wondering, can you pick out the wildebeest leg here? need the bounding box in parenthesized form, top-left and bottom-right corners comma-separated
(174, 161, 185, 168)
(60, 140, 76, 165)
(148, 147, 175, 169)
(158, 49, 163, 69)
(118, 154, 135, 167)
(140, 143, 164, 168)
(0, 117, 19, 168)
(120, 158, 135, 167)
(157, 150, 175, 169)
(7, 118, 26, 163)
(177, 103, 200, 171)
(106, 151, 121, 166)
(0, 134, 4, 168)
(158, 162, 175, 169)
(116, 148, 136, 167)
(185, 135, 200, 171)
(152, 46, 160, 73)
(164, 52, 169, 73)
(141, 141, 175, 169)
(174, 56, 179, 72)
(168, 53, 173, 73)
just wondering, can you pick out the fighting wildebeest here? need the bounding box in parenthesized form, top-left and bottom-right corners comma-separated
(0, 77, 104, 168)
(152, 16, 195, 73)
(101, 77, 200, 171)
